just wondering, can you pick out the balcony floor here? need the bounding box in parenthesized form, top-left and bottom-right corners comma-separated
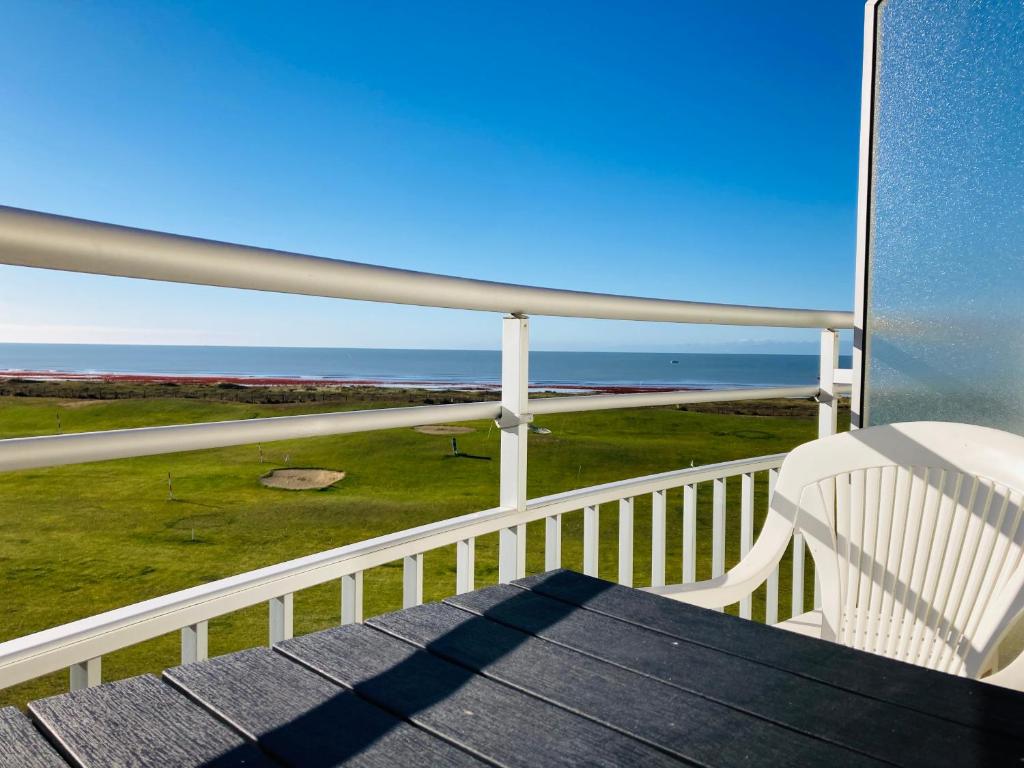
(8, 570, 1024, 767)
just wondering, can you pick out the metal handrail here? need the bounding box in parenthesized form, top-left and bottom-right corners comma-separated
(0, 206, 853, 328)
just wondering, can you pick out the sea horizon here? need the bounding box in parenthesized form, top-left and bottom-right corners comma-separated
(0, 342, 849, 391)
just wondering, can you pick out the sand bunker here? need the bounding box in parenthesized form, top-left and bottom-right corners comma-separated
(413, 425, 475, 436)
(260, 468, 346, 490)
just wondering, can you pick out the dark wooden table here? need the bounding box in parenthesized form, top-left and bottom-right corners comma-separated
(6, 569, 1024, 767)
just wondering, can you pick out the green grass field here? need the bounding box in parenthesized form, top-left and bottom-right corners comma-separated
(0, 388, 843, 707)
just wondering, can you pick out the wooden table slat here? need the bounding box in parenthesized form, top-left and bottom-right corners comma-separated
(164, 647, 486, 768)
(518, 568, 1024, 741)
(277, 623, 683, 768)
(29, 675, 277, 768)
(447, 580, 1024, 767)
(369, 601, 886, 767)
(0, 706, 69, 768)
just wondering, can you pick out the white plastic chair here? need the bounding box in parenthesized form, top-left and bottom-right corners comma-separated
(646, 422, 1024, 688)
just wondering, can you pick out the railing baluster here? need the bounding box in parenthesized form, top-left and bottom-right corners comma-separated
(181, 621, 208, 664)
(792, 533, 806, 618)
(740, 473, 755, 619)
(583, 504, 600, 576)
(341, 571, 363, 624)
(269, 594, 294, 645)
(682, 483, 697, 583)
(544, 515, 562, 571)
(456, 538, 475, 594)
(651, 489, 666, 587)
(69, 657, 101, 690)
(403, 553, 424, 608)
(766, 467, 780, 624)
(712, 478, 726, 579)
(618, 497, 634, 586)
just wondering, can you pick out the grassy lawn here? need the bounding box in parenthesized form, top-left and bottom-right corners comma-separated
(0, 387, 844, 707)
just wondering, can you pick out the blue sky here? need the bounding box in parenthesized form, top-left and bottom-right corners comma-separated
(0, 2, 863, 353)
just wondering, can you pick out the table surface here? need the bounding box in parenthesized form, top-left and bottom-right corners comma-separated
(7, 569, 1024, 767)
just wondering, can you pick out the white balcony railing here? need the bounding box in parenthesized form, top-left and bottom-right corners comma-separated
(0, 205, 852, 693)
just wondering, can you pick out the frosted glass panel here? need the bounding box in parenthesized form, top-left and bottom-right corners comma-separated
(865, 0, 1024, 431)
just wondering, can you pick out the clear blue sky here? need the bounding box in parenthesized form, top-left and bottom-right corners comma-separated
(0, 2, 864, 353)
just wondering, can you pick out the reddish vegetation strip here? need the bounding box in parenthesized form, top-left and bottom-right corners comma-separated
(0, 370, 700, 395)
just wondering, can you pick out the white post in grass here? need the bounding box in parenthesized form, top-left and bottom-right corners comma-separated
(618, 496, 634, 587)
(181, 621, 209, 664)
(69, 657, 101, 690)
(341, 571, 363, 624)
(269, 593, 294, 645)
(651, 489, 666, 588)
(403, 553, 423, 608)
(498, 315, 529, 583)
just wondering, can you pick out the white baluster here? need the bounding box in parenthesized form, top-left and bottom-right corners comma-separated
(341, 571, 363, 624)
(651, 489, 666, 587)
(269, 593, 294, 645)
(498, 315, 529, 583)
(618, 497, 634, 586)
(766, 467, 780, 624)
(69, 657, 101, 690)
(683, 484, 696, 583)
(181, 621, 208, 664)
(740, 473, 754, 619)
(544, 515, 562, 571)
(583, 504, 600, 576)
(403, 553, 423, 608)
(457, 538, 475, 594)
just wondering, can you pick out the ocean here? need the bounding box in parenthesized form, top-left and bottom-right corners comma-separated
(0, 343, 850, 390)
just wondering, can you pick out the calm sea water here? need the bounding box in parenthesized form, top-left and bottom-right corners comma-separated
(0, 344, 849, 389)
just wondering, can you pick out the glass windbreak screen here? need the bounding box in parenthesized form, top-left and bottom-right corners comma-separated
(865, 0, 1024, 430)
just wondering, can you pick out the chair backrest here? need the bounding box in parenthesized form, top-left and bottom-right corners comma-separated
(769, 422, 1024, 678)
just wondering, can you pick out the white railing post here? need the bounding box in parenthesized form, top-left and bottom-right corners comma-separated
(544, 515, 561, 571)
(651, 489, 666, 587)
(69, 657, 100, 690)
(816, 327, 839, 611)
(739, 473, 754, 619)
(269, 594, 294, 645)
(618, 497, 634, 586)
(819, 328, 839, 438)
(341, 571, 363, 625)
(456, 538, 475, 594)
(583, 504, 600, 576)
(498, 314, 529, 583)
(766, 467, 780, 624)
(712, 478, 726, 578)
(181, 621, 208, 664)
(403, 553, 423, 608)
(683, 484, 697, 583)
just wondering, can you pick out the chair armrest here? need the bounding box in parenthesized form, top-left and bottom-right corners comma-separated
(643, 507, 794, 608)
(642, 572, 763, 609)
(983, 648, 1024, 692)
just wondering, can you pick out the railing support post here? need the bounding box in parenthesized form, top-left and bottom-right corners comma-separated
(181, 621, 208, 664)
(815, 328, 839, 610)
(583, 504, 600, 576)
(69, 657, 101, 690)
(498, 314, 529, 583)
